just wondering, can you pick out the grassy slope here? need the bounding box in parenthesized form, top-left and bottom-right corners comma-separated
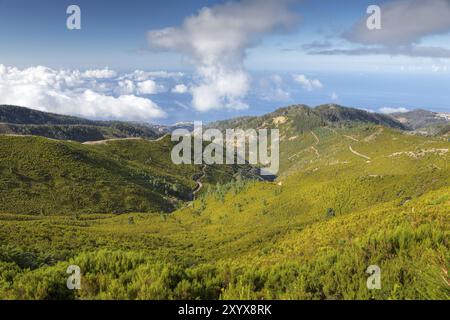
(0, 135, 258, 215)
(0, 135, 201, 214)
(0, 125, 448, 299)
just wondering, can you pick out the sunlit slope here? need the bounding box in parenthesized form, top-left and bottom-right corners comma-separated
(1, 186, 447, 299)
(172, 125, 449, 255)
(0, 124, 448, 299)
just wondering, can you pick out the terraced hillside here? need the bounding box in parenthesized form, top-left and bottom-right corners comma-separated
(0, 106, 448, 299)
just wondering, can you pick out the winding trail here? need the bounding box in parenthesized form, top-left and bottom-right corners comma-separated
(83, 134, 168, 145)
(288, 130, 320, 160)
(349, 146, 371, 160)
(192, 164, 207, 198)
(310, 146, 320, 158)
(311, 130, 320, 145)
(343, 135, 359, 142)
(310, 131, 320, 157)
(326, 127, 373, 162)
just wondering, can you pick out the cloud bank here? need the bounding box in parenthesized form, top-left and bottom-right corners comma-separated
(148, 0, 297, 112)
(0, 65, 167, 121)
(379, 107, 409, 114)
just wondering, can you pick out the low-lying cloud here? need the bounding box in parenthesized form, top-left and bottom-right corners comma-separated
(148, 0, 297, 112)
(380, 107, 409, 114)
(0, 65, 167, 121)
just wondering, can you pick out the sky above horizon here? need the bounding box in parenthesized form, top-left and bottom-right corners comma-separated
(1, 0, 450, 124)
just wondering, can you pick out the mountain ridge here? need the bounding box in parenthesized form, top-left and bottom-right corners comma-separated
(391, 108, 450, 131)
(0, 104, 162, 142)
(208, 104, 409, 131)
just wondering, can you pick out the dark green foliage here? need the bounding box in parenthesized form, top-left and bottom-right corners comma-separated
(326, 208, 335, 217)
(0, 105, 160, 142)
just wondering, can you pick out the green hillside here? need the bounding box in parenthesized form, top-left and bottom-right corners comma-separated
(0, 135, 257, 215)
(0, 115, 448, 299)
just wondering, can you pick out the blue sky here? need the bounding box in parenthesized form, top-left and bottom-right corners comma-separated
(0, 0, 449, 124)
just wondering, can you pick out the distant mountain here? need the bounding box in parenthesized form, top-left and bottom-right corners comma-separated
(209, 104, 408, 131)
(391, 109, 450, 130)
(152, 122, 195, 134)
(0, 104, 94, 125)
(5, 104, 448, 143)
(0, 105, 161, 142)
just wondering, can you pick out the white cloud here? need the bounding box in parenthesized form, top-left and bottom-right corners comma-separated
(379, 107, 410, 114)
(81, 68, 117, 79)
(259, 75, 291, 102)
(117, 79, 136, 95)
(0, 65, 166, 121)
(137, 80, 163, 94)
(331, 92, 338, 100)
(117, 78, 164, 95)
(172, 84, 188, 94)
(269, 87, 291, 101)
(431, 64, 449, 72)
(120, 70, 184, 82)
(148, 0, 296, 111)
(360, 107, 376, 113)
(293, 74, 323, 91)
(190, 68, 250, 111)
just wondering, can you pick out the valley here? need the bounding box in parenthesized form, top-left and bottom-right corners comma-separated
(0, 104, 449, 300)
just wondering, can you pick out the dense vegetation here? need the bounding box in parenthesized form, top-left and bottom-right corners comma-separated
(0, 105, 448, 300)
(0, 105, 161, 142)
(0, 135, 256, 215)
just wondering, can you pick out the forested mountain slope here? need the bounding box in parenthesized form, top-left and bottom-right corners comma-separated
(0, 105, 161, 142)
